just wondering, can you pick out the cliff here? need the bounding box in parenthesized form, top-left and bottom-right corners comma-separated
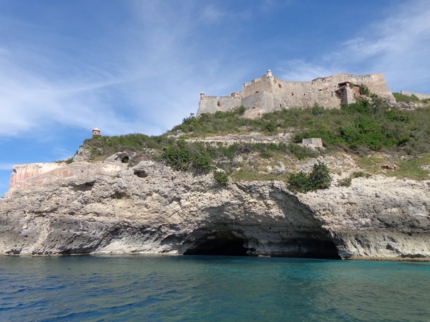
(1, 159, 429, 260)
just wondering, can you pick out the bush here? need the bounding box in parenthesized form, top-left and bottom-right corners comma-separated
(359, 84, 370, 96)
(287, 161, 331, 193)
(287, 171, 310, 193)
(214, 171, 229, 185)
(338, 177, 352, 187)
(162, 146, 194, 171)
(162, 144, 213, 173)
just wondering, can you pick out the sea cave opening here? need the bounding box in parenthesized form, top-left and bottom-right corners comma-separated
(184, 238, 249, 256)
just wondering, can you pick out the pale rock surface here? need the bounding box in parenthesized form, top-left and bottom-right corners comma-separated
(1, 160, 429, 260)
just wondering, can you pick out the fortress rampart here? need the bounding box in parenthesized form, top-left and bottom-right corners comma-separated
(401, 90, 430, 100)
(198, 71, 396, 118)
(8, 162, 124, 193)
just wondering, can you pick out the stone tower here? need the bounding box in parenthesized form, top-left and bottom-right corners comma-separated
(92, 128, 100, 137)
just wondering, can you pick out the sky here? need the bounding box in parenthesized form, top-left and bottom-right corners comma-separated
(1, 0, 430, 195)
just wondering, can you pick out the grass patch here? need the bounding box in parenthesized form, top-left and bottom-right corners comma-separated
(358, 153, 430, 180)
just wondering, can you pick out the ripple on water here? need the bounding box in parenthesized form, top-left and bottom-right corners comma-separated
(0, 256, 429, 321)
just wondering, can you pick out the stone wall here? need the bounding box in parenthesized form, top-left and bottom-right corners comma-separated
(198, 93, 242, 115)
(197, 71, 396, 118)
(10, 163, 63, 190)
(401, 90, 430, 100)
(8, 162, 124, 193)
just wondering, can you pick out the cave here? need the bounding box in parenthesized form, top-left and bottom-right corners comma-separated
(133, 170, 147, 178)
(296, 239, 341, 259)
(184, 238, 249, 256)
(183, 236, 341, 259)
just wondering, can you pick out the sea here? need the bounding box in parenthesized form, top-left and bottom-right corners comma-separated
(0, 255, 429, 322)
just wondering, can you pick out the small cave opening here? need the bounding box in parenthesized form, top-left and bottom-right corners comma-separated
(184, 238, 249, 256)
(121, 156, 129, 163)
(133, 170, 147, 178)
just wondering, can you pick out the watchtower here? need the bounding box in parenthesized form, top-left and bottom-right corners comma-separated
(92, 128, 100, 137)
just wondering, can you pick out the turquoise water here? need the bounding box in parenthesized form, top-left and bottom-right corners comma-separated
(0, 256, 429, 321)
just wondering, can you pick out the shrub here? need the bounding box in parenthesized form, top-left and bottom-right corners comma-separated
(308, 161, 332, 190)
(162, 146, 193, 171)
(287, 171, 310, 193)
(338, 177, 352, 187)
(162, 144, 212, 173)
(214, 171, 229, 185)
(287, 161, 331, 193)
(359, 84, 370, 96)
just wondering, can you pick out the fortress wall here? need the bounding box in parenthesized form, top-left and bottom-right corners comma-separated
(331, 73, 396, 102)
(10, 163, 63, 190)
(271, 80, 341, 109)
(401, 90, 430, 100)
(9, 162, 124, 192)
(198, 72, 395, 117)
(241, 92, 274, 113)
(197, 94, 242, 116)
(242, 75, 274, 97)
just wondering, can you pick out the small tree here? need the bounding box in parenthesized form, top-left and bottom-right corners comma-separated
(308, 161, 332, 190)
(287, 161, 332, 193)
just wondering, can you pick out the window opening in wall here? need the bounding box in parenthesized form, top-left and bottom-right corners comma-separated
(217, 101, 221, 107)
(278, 84, 282, 88)
(291, 92, 294, 96)
(255, 91, 259, 94)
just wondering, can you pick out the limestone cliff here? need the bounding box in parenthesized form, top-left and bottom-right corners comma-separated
(1, 159, 429, 260)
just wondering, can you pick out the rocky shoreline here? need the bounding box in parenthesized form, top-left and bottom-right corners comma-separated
(1, 159, 429, 261)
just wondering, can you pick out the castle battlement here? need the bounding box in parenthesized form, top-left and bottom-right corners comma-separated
(197, 71, 396, 118)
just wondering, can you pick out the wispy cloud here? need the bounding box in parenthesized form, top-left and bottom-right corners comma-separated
(199, 5, 226, 23)
(278, 0, 430, 92)
(0, 1, 251, 139)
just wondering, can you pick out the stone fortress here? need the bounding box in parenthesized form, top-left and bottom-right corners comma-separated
(197, 70, 396, 118)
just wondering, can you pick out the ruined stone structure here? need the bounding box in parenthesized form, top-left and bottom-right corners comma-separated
(401, 90, 430, 100)
(302, 138, 323, 149)
(198, 71, 396, 118)
(8, 162, 124, 194)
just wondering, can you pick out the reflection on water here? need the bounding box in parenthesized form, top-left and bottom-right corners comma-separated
(0, 255, 429, 321)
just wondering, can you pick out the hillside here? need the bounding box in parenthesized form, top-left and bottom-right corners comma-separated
(72, 92, 430, 184)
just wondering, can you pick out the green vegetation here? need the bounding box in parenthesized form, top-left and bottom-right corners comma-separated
(287, 162, 332, 193)
(359, 84, 370, 96)
(358, 153, 430, 180)
(169, 100, 430, 156)
(213, 171, 229, 185)
(337, 176, 352, 187)
(75, 95, 430, 184)
(393, 92, 420, 103)
(161, 143, 212, 173)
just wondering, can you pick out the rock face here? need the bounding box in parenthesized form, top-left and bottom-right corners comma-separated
(1, 160, 429, 260)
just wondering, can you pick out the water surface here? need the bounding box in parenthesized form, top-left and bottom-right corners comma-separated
(0, 255, 429, 321)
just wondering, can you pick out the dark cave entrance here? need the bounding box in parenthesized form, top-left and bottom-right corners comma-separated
(298, 240, 341, 259)
(184, 238, 249, 256)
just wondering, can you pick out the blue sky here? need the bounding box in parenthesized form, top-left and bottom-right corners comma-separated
(1, 0, 430, 195)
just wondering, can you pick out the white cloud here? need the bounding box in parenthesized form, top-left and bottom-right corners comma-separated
(278, 60, 337, 81)
(0, 1, 251, 139)
(278, 0, 430, 92)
